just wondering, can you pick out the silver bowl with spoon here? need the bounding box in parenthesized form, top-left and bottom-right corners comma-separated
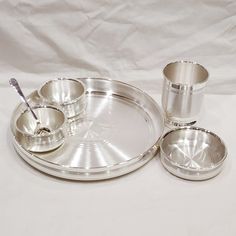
(10, 78, 67, 152)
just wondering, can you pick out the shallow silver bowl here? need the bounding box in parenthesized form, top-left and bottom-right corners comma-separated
(160, 127, 227, 180)
(15, 105, 66, 152)
(38, 78, 86, 118)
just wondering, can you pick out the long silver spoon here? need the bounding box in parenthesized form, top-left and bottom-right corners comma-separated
(9, 78, 51, 135)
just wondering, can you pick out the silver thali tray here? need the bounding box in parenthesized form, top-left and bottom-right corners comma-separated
(10, 78, 164, 180)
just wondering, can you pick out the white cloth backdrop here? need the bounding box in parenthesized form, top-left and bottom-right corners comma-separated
(1, 1, 236, 235)
(0, 0, 236, 93)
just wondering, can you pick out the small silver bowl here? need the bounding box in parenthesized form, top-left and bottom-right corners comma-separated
(160, 127, 227, 180)
(38, 78, 86, 118)
(15, 105, 66, 152)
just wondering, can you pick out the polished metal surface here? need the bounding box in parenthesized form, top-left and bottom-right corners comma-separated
(15, 105, 66, 152)
(38, 78, 86, 118)
(162, 61, 208, 127)
(9, 78, 51, 135)
(11, 78, 164, 180)
(160, 127, 227, 180)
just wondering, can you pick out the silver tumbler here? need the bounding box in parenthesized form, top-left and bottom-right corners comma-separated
(162, 61, 209, 127)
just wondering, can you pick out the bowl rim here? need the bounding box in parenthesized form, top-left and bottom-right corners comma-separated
(159, 126, 227, 172)
(15, 105, 66, 138)
(38, 78, 86, 106)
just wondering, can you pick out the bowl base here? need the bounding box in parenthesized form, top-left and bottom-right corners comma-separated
(165, 118, 196, 128)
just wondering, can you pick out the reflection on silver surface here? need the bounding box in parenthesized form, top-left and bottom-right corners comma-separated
(160, 127, 227, 180)
(11, 78, 164, 180)
(162, 61, 208, 127)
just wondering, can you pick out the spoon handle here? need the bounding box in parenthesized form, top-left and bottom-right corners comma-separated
(9, 78, 39, 123)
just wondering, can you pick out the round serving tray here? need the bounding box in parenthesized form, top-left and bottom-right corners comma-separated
(10, 78, 164, 180)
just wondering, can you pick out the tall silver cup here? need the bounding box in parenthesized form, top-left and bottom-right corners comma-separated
(162, 61, 209, 127)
